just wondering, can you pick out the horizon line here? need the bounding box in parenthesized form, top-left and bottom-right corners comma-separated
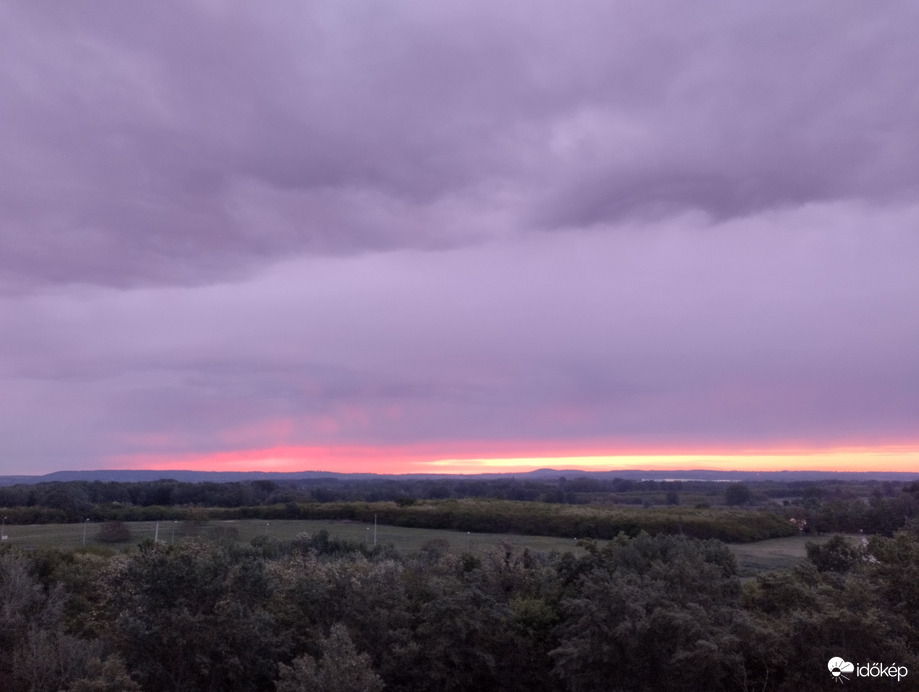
(14, 466, 919, 478)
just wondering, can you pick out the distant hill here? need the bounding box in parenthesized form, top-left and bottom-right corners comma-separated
(4, 469, 362, 485)
(524, 468, 919, 482)
(0, 475, 36, 487)
(0, 467, 917, 486)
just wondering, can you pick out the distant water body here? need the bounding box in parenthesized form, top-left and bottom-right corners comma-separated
(642, 478, 737, 482)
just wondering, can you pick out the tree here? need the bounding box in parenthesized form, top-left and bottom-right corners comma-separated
(68, 656, 140, 692)
(276, 624, 383, 692)
(724, 484, 753, 506)
(740, 563, 918, 689)
(100, 542, 280, 691)
(550, 534, 746, 691)
(0, 553, 132, 692)
(806, 535, 863, 573)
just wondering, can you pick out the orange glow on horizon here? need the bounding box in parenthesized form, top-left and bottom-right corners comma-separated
(111, 443, 919, 475)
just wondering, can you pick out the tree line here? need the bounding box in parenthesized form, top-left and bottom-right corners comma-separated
(3, 478, 919, 540)
(3, 476, 908, 512)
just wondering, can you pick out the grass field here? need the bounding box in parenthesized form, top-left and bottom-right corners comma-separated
(1, 519, 855, 575)
(0, 519, 586, 556)
(728, 533, 864, 577)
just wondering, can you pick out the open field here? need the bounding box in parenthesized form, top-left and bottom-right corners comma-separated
(2, 520, 863, 575)
(728, 533, 864, 576)
(0, 519, 587, 556)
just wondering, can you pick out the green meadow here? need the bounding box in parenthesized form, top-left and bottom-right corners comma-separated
(728, 532, 865, 576)
(1, 519, 585, 555)
(1, 518, 852, 575)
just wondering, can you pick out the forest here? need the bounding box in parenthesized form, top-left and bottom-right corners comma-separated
(1, 478, 918, 690)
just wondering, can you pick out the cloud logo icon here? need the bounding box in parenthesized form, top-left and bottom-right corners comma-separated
(828, 657, 855, 682)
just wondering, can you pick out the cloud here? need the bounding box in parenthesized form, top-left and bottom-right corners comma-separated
(2, 201, 917, 470)
(2, 2, 918, 291)
(0, 2, 917, 472)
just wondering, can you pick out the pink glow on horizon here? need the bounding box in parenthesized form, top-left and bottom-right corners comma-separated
(111, 442, 919, 475)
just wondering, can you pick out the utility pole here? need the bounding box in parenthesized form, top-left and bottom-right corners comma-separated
(1, 516, 7, 541)
(154, 521, 160, 543)
(82, 518, 89, 548)
(373, 514, 377, 546)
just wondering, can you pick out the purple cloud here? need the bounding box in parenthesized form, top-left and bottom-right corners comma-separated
(0, 2, 917, 472)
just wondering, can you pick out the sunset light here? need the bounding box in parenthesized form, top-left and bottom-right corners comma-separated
(113, 444, 919, 476)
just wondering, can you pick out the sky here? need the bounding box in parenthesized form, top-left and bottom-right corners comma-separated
(1, 1, 918, 476)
